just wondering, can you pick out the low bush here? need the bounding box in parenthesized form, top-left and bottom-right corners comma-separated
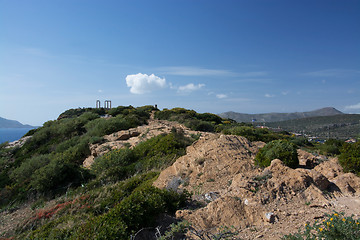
(92, 129, 193, 183)
(74, 185, 188, 239)
(84, 117, 132, 137)
(91, 148, 136, 182)
(290, 137, 313, 147)
(283, 212, 360, 240)
(255, 139, 299, 168)
(317, 139, 344, 156)
(222, 125, 290, 142)
(10, 154, 51, 184)
(134, 128, 193, 171)
(90, 172, 159, 215)
(154, 108, 225, 133)
(30, 156, 91, 194)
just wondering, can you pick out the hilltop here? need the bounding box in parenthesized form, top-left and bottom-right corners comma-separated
(0, 106, 359, 239)
(219, 107, 343, 123)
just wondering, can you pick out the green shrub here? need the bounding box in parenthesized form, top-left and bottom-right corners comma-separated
(255, 140, 299, 168)
(154, 108, 225, 133)
(91, 148, 136, 182)
(290, 137, 313, 147)
(10, 154, 51, 183)
(283, 212, 360, 240)
(90, 172, 159, 215)
(24, 128, 38, 137)
(108, 105, 133, 117)
(196, 112, 223, 124)
(133, 129, 193, 171)
(320, 139, 344, 156)
(338, 142, 360, 175)
(222, 125, 290, 142)
(192, 120, 215, 132)
(85, 117, 132, 137)
(75, 185, 188, 239)
(30, 157, 90, 194)
(0, 147, 16, 188)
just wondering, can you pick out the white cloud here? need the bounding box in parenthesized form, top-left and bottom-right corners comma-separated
(126, 73, 166, 94)
(281, 91, 289, 95)
(265, 93, 275, 98)
(216, 94, 228, 99)
(345, 103, 360, 110)
(178, 83, 205, 93)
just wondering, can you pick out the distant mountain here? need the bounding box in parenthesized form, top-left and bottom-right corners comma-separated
(0, 117, 35, 128)
(266, 114, 360, 139)
(219, 107, 343, 123)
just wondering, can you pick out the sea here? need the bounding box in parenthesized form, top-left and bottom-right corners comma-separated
(0, 128, 35, 144)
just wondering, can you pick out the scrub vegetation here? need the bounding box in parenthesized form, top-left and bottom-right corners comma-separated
(0, 105, 359, 239)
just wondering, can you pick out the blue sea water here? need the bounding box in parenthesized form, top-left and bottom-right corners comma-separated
(0, 128, 34, 144)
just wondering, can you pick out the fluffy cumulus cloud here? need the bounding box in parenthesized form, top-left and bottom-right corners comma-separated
(178, 83, 205, 93)
(126, 73, 166, 94)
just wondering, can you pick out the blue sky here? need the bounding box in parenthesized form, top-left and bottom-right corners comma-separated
(1, 0, 359, 126)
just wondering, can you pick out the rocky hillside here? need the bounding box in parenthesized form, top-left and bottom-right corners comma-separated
(154, 132, 360, 239)
(1, 111, 359, 239)
(83, 117, 202, 168)
(219, 107, 343, 123)
(76, 118, 360, 239)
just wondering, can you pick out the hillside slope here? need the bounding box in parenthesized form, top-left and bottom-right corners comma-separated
(154, 134, 360, 239)
(1, 107, 359, 239)
(266, 114, 360, 139)
(219, 107, 343, 123)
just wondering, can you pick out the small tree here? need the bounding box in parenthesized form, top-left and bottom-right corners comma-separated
(255, 139, 299, 168)
(338, 142, 360, 175)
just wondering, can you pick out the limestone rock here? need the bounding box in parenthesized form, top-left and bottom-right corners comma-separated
(332, 173, 360, 195)
(310, 170, 331, 191)
(314, 157, 343, 180)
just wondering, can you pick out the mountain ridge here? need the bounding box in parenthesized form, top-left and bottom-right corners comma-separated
(219, 107, 343, 123)
(0, 117, 35, 128)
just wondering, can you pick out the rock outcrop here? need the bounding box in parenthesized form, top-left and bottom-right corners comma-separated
(153, 134, 360, 239)
(83, 119, 200, 168)
(79, 117, 360, 239)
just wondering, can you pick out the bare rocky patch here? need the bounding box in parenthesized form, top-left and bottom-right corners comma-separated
(154, 134, 360, 239)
